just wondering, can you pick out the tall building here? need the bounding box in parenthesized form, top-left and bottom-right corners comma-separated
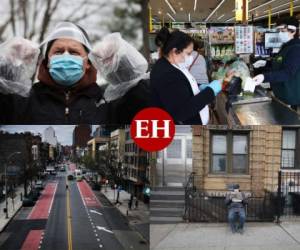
(123, 126, 150, 200)
(0, 131, 49, 196)
(73, 125, 92, 148)
(88, 126, 111, 160)
(43, 126, 57, 146)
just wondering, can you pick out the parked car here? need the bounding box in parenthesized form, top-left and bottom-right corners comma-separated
(29, 189, 40, 201)
(35, 180, 44, 190)
(67, 175, 74, 181)
(90, 181, 101, 191)
(50, 171, 57, 175)
(22, 197, 35, 207)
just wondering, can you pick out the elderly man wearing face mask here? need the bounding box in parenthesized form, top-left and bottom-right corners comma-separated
(252, 17, 300, 111)
(0, 22, 107, 124)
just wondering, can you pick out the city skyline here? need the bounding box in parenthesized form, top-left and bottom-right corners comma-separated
(0, 125, 76, 145)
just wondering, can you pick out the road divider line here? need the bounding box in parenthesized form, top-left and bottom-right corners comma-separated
(66, 176, 73, 250)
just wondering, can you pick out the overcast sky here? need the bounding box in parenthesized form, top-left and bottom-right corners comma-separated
(0, 125, 96, 145)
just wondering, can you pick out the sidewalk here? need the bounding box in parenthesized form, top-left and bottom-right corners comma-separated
(101, 187, 149, 243)
(150, 222, 300, 250)
(0, 186, 25, 232)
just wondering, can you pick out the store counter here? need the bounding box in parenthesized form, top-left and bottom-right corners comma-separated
(215, 90, 300, 125)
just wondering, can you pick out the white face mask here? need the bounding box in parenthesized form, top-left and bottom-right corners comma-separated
(178, 54, 194, 69)
(279, 31, 292, 43)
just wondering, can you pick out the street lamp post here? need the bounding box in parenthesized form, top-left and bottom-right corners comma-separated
(5, 152, 21, 219)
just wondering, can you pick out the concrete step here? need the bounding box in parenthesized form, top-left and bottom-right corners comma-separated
(150, 216, 184, 224)
(150, 207, 183, 212)
(151, 190, 185, 195)
(151, 194, 185, 201)
(152, 186, 185, 192)
(151, 200, 185, 208)
(150, 209, 183, 217)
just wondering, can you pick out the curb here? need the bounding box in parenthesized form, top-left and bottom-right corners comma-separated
(103, 193, 149, 243)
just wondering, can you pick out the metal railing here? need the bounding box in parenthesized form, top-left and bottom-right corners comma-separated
(278, 170, 300, 219)
(185, 191, 277, 222)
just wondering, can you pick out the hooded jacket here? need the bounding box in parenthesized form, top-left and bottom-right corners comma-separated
(0, 59, 107, 124)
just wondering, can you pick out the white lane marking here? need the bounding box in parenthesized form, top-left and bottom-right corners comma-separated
(48, 183, 58, 214)
(96, 226, 114, 234)
(99, 244, 103, 248)
(97, 238, 100, 242)
(95, 234, 98, 237)
(90, 209, 103, 216)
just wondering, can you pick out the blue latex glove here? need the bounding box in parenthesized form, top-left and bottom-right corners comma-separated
(199, 83, 210, 91)
(207, 80, 222, 96)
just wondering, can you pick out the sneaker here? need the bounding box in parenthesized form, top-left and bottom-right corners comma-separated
(238, 228, 244, 235)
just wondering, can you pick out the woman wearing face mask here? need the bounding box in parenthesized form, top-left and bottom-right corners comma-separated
(150, 28, 222, 125)
(0, 22, 107, 124)
(253, 17, 300, 111)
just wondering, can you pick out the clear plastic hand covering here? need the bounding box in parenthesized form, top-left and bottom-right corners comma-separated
(0, 37, 40, 97)
(40, 22, 92, 52)
(228, 59, 250, 89)
(89, 33, 149, 102)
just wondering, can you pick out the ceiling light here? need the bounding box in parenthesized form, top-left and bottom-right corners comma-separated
(250, 0, 277, 12)
(217, 14, 225, 20)
(167, 12, 176, 21)
(255, 5, 300, 20)
(205, 0, 227, 22)
(194, 0, 198, 11)
(263, 0, 299, 13)
(189, 13, 191, 22)
(165, 0, 176, 15)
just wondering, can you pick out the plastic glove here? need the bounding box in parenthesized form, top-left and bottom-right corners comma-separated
(253, 74, 264, 85)
(0, 37, 40, 97)
(244, 77, 257, 93)
(253, 60, 267, 69)
(199, 83, 209, 91)
(207, 80, 222, 96)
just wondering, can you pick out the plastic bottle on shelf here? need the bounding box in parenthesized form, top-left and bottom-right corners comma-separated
(216, 46, 220, 57)
(221, 46, 226, 57)
(211, 46, 215, 57)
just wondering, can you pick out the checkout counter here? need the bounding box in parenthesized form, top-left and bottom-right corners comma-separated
(215, 85, 300, 125)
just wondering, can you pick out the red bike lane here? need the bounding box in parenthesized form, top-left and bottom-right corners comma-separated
(27, 182, 58, 220)
(77, 180, 101, 208)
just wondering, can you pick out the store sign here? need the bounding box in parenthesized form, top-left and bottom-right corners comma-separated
(235, 25, 254, 54)
(235, 0, 248, 22)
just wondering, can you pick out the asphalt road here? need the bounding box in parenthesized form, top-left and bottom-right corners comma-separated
(0, 171, 149, 250)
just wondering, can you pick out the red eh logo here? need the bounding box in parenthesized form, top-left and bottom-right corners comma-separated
(130, 108, 175, 152)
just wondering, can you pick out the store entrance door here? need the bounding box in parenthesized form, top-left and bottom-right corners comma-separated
(155, 134, 192, 187)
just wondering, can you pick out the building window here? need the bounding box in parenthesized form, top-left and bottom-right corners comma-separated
(282, 129, 297, 168)
(167, 139, 182, 159)
(186, 139, 192, 159)
(232, 135, 248, 174)
(212, 135, 227, 173)
(211, 132, 249, 174)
